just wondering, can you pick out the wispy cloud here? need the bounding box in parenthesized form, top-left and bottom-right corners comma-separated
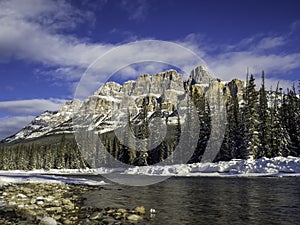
(175, 30, 299, 91)
(255, 36, 286, 51)
(223, 34, 286, 52)
(192, 29, 300, 88)
(0, 98, 67, 140)
(208, 52, 300, 80)
(0, 116, 35, 140)
(0, 99, 66, 115)
(0, 0, 95, 32)
(1, 0, 299, 89)
(109, 28, 140, 42)
(74, 40, 205, 98)
(0, 0, 113, 80)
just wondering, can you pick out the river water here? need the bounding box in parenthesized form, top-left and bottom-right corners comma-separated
(79, 175, 300, 225)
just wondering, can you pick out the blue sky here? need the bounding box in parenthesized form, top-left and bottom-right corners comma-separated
(0, 0, 300, 140)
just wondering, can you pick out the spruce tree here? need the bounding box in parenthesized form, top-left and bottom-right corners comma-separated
(126, 111, 137, 165)
(258, 71, 271, 158)
(28, 144, 37, 170)
(285, 85, 300, 156)
(224, 93, 245, 159)
(56, 135, 66, 169)
(243, 74, 260, 159)
(269, 85, 291, 157)
(136, 98, 149, 166)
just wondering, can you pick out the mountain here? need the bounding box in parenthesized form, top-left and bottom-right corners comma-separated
(1, 65, 244, 144)
(1, 65, 299, 170)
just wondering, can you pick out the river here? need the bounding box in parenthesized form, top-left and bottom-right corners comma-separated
(73, 175, 300, 225)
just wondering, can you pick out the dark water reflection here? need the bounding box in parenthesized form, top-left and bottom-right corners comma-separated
(81, 176, 300, 225)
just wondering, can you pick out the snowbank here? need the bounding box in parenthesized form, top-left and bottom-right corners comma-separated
(1, 157, 300, 185)
(123, 156, 300, 177)
(0, 173, 107, 186)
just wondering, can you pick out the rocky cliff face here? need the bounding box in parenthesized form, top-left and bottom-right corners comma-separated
(189, 65, 213, 84)
(1, 65, 245, 143)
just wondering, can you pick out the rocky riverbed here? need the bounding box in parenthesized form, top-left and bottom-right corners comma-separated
(0, 183, 155, 225)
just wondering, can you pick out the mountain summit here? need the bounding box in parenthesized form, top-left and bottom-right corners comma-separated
(189, 65, 213, 84)
(1, 65, 242, 144)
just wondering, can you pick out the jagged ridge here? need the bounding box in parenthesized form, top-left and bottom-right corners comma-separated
(1, 65, 244, 143)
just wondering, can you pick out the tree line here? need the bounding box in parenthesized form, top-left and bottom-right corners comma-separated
(0, 136, 86, 170)
(213, 72, 300, 161)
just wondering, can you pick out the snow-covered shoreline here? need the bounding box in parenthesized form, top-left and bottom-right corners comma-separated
(124, 156, 300, 177)
(1, 156, 300, 185)
(0, 173, 108, 186)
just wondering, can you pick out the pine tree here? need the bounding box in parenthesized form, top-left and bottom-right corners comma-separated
(258, 71, 271, 158)
(0, 147, 3, 170)
(232, 95, 246, 159)
(269, 84, 291, 157)
(124, 109, 136, 165)
(43, 145, 53, 170)
(220, 93, 244, 160)
(243, 74, 260, 159)
(56, 135, 66, 169)
(285, 85, 300, 156)
(136, 98, 150, 166)
(28, 144, 37, 170)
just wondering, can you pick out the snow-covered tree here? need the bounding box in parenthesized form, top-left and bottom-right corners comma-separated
(258, 71, 271, 158)
(269, 85, 291, 157)
(243, 75, 261, 159)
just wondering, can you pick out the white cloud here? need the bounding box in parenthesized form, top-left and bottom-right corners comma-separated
(0, 0, 113, 80)
(0, 116, 35, 141)
(0, 99, 66, 115)
(255, 36, 286, 50)
(74, 40, 205, 98)
(224, 34, 286, 52)
(0, 98, 68, 140)
(1, 0, 299, 89)
(0, 0, 299, 96)
(256, 78, 296, 92)
(0, 0, 93, 32)
(0, 17, 112, 67)
(208, 52, 300, 81)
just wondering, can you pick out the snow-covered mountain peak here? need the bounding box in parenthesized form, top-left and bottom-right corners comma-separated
(1, 67, 245, 143)
(189, 64, 213, 84)
(94, 82, 122, 96)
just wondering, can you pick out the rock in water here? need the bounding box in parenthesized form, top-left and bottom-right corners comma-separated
(89, 211, 103, 220)
(39, 217, 57, 225)
(127, 214, 143, 221)
(150, 208, 156, 214)
(134, 206, 146, 215)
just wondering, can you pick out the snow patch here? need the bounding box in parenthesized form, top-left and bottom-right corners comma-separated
(123, 156, 300, 177)
(0, 157, 299, 183)
(0, 173, 108, 186)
